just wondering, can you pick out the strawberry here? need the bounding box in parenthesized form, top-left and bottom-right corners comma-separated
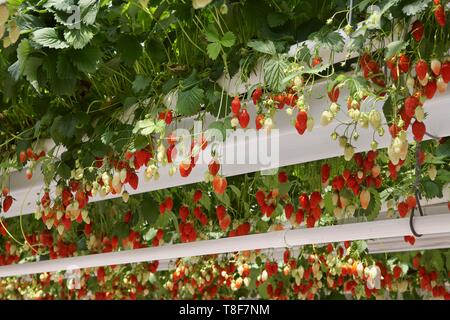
(284, 203, 294, 219)
(164, 197, 173, 211)
(406, 195, 417, 209)
(398, 54, 410, 73)
(360, 189, 371, 209)
(273, 95, 285, 109)
(193, 190, 202, 203)
(238, 109, 250, 128)
(212, 175, 227, 195)
(19, 151, 27, 164)
(434, 4, 446, 27)
(219, 214, 231, 231)
(328, 86, 340, 102)
(431, 59, 441, 75)
(179, 206, 190, 222)
(412, 120, 426, 141)
(415, 59, 428, 80)
(2, 195, 13, 212)
(306, 215, 315, 228)
(404, 96, 419, 117)
(179, 162, 192, 177)
(393, 265, 402, 279)
(208, 159, 220, 176)
(216, 205, 226, 221)
(424, 79, 437, 99)
(299, 193, 310, 209)
(278, 171, 288, 183)
(310, 191, 322, 208)
(255, 114, 264, 130)
(312, 56, 322, 67)
(123, 211, 132, 223)
(231, 96, 241, 115)
(165, 110, 173, 125)
(321, 163, 330, 183)
(128, 172, 138, 190)
(252, 87, 262, 105)
(397, 201, 410, 217)
(255, 190, 266, 206)
(440, 62, 450, 83)
(25, 168, 33, 180)
(295, 209, 304, 224)
(411, 20, 424, 42)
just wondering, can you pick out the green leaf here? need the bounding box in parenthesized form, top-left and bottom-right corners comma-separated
(402, 0, 432, 16)
(79, 0, 100, 25)
(112, 222, 130, 238)
(436, 140, 450, 157)
(205, 24, 220, 42)
(264, 56, 288, 92)
(309, 28, 344, 52)
(382, 97, 393, 124)
(363, 188, 382, 221)
(56, 52, 75, 79)
(385, 40, 406, 60)
(207, 42, 221, 60)
(132, 75, 151, 93)
(176, 86, 204, 116)
(267, 12, 288, 28)
(32, 28, 69, 49)
(216, 193, 231, 207)
(140, 195, 159, 225)
(207, 121, 226, 142)
(220, 31, 236, 48)
(422, 179, 443, 198)
(117, 35, 142, 65)
(199, 194, 211, 211)
(72, 45, 102, 73)
(23, 57, 43, 90)
(229, 185, 241, 199)
(64, 28, 94, 49)
(44, 0, 75, 12)
(248, 40, 276, 55)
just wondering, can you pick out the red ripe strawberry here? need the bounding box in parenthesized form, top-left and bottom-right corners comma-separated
(284, 203, 294, 219)
(404, 96, 419, 117)
(397, 201, 410, 218)
(255, 190, 266, 206)
(236, 222, 250, 236)
(19, 151, 27, 164)
(1, 187, 9, 197)
(212, 175, 227, 195)
(312, 56, 322, 67)
(398, 54, 410, 73)
(441, 62, 450, 83)
(219, 214, 231, 231)
(26, 147, 34, 159)
(164, 197, 173, 211)
(327, 243, 333, 253)
(231, 96, 241, 115)
(164, 110, 172, 125)
(255, 114, 264, 130)
(328, 86, 340, 102)
(295, 120, 307, 135)
(216, 205, 226, 221)
(179, 206, 189, 222)
(321, 163, 330, 183)
(415, 59, 428, 80)
(252, 87, 262, 105)
(273, 95, 285, 109)
(424, 79, 437, 99)
(311, 207, 321, 220)
(128, 172, 138, 190)
(238, 109, 250, 128)
(159, 203, 166, 214)
(193, 190, 202, 203)
(208, 159, 220, 176)
(411, 21, 424, 42)
(406, 195, 417, 209)
(265, 205, 275, 217)
(179, 163, 192, 177)
(299, 193, 310, 209)
(295, 209, 305, 224)
(310, 191, 322, 208)
(434, 4, 446, 27)
(155, 229, 164, 241)
(278, 171, 288, 183)
(404, 235, 416, 245)
(412, 121, 426, 142)
(306, 215, 315, 228)
(393, 265, 402, 279)
(124, 211, 132, 223)
(41, 191, 50, 207)
(283, 249, 290, 264)
(2, 195, 13, 212)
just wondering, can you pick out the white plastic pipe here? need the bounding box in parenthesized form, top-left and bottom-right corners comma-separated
(1, 214, 449, 278)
